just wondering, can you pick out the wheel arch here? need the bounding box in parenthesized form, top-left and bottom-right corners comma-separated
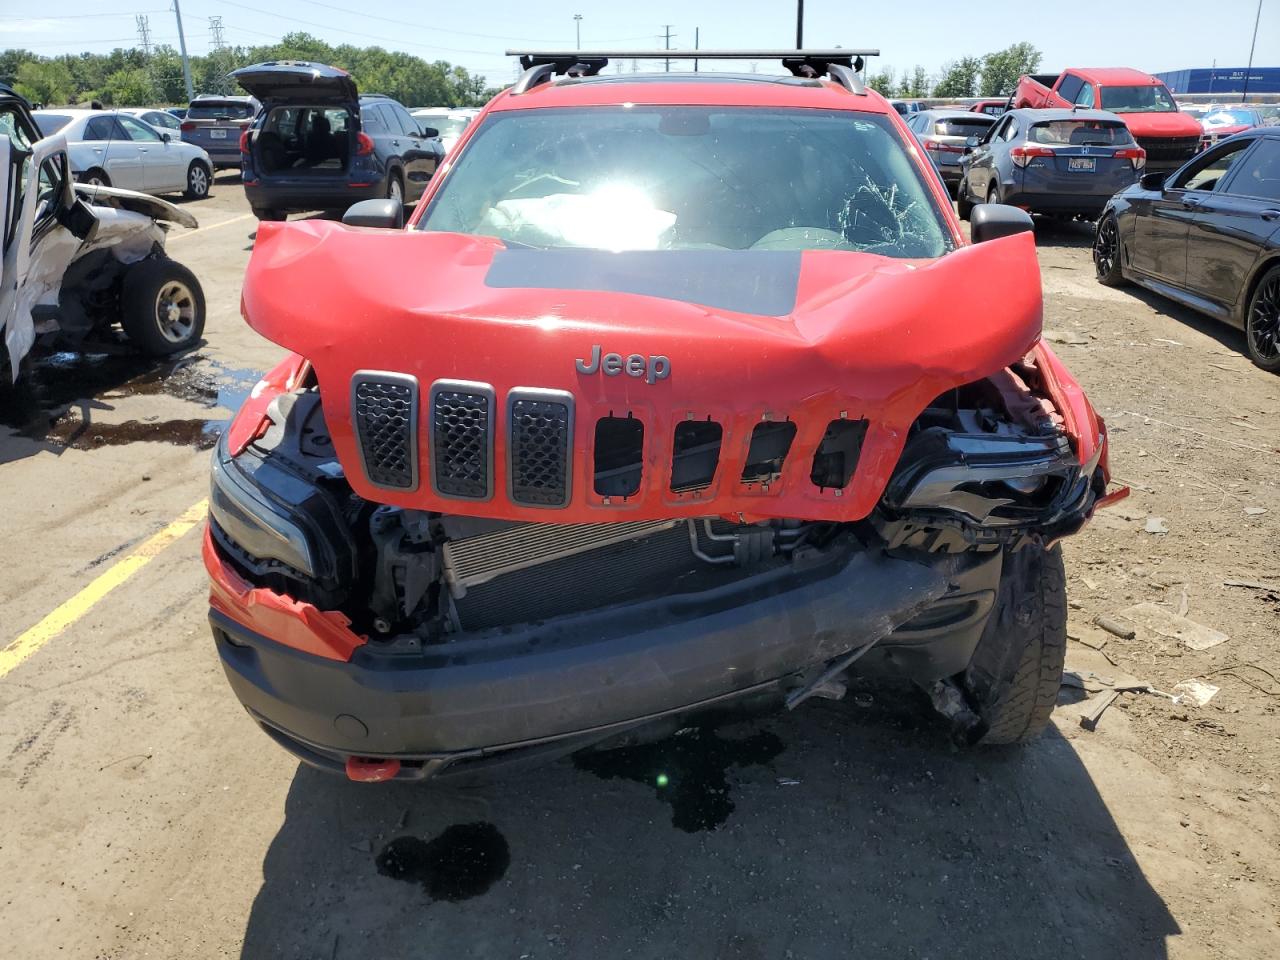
(1236, 252, 1280, 327)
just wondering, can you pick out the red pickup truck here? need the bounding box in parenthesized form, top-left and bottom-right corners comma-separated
(1012, 68, 1202, 172)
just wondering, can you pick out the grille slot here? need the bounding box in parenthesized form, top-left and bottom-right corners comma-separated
(740, 420, 797, 485)
(593, 415, 644, 498)
(670, 419, 723, 492)
(351, 372, 418, 490)
(810, 418, 868, 490)
(508, 389, 573, 508)
(430, 381, 494, 500)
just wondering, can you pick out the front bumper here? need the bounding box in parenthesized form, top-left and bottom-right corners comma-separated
(210, 536, 1002, 779)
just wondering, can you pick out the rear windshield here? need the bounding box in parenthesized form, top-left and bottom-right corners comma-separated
(935, 117, 995, 136)
(34, 113, 72, 137)
(1099, 84, 1177, 114)
(421, 106, 952, 258)
(1203, 108, 1258, 127)
(1028, 120, 1134, 146)
(187, 101, 255, 120)
(432, 116, 471, 138)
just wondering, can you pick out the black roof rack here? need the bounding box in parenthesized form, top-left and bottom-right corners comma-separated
(506, 49, 879, 96)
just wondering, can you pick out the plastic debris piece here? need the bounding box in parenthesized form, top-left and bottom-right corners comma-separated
(1116, 602, 1229, 651)
(1171, 679, 1219, 707)
(1144, 517, 1170, 535)
(1243, 506, 1267, 516)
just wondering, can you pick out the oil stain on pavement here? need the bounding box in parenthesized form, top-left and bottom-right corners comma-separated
(0, 351, 258, 451)
(376, 822, 511, 902)
(574, 725, 784, 832)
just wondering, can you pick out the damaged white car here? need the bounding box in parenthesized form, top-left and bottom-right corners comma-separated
(1, 86, 206, 382)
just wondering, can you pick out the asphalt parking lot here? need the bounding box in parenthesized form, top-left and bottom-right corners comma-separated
(1, 172, 1278, 959)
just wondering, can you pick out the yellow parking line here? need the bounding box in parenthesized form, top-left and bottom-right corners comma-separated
(0, 500, 208, 680)
(168, 212, 255, 241)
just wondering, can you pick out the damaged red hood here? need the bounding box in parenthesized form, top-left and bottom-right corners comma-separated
(241, 220, 1047, 522)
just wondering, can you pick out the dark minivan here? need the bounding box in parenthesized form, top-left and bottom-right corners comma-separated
(231, 61, 444, 221)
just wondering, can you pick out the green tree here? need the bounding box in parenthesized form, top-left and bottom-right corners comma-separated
(867, 69, 896, 96)
(900, 65, 931, 98)
(934, 57, 982, 99)
(980, 42, 1041, 98)
(103, 67, 155, 106)
(13, 59, 75, 106)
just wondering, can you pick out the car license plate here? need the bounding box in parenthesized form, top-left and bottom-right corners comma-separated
(210, 128, 228, 139)
(1068, 157, 1095, 172)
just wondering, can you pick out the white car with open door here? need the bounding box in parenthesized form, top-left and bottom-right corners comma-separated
(31, 109, 214, 200)
(1, 87, 207, 382)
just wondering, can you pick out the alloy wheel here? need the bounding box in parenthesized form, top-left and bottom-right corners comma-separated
(154, 280, 198, 344)
(188, 165, 209, 196)
(1094, 217, 1119, 280)
(1249, 273, 1280, 361)
(388, 177, 403, 205)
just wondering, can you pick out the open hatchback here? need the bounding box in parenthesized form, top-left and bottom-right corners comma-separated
(205, 52, 1121, 783)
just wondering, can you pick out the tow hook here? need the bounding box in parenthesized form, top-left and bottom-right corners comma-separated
(345, 756, 401, 782)
(922, 679, 987, 746)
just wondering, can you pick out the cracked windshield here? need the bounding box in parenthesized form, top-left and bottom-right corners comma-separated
(422, 107, 952, 256)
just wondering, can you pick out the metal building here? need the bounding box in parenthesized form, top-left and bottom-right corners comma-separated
(1156, 67, 1280, 94)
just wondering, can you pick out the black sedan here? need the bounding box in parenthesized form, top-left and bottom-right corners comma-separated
(1094, 128, 1280, 371)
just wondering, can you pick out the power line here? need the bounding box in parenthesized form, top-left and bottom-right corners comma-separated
(0, 11, 170, 21)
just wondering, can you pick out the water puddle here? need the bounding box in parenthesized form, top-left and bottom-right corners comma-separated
(0, 351, 259, 451)
(573, 725, 784, 832)
(376, 822, 510, 902)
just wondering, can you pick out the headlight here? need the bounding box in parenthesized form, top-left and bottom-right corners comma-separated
(209, 439, 318, 577)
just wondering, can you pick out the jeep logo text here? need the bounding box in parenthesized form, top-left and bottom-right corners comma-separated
(575, 345, 671, 384)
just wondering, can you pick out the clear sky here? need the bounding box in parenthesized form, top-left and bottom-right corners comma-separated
(2, 0, 1277, 86)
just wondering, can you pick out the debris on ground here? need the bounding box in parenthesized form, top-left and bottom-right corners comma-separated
(1068, 623, 1113, 652)
(1042, 328, 1091, 345)
(1117, 602, 1229, 651)
(1144, 516, 1170, 535)
(1171, 679, 1220, 708)
(776, 778, 801, 787)
(1080, 690, 1119, 731)
(1243, 506, 1267, 516)
(1095, 615, 1137, 640)
(1223, 579, 1280, 592)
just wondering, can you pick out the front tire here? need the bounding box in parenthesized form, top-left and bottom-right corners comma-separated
(184, 161, 211, 200)
(252, 207, 286, 221)
(1244, 264, 1280, 373)
(986, 183, 1001, 205)
(956, 177, 973, 221)
(963, 545, 1067, 745)
(120, 258, 206, 356)
(1093, 213, 1126, 287)
(386, 171, 404, 207)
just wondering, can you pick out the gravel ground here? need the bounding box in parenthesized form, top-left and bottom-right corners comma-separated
(0, 179, 1276, 959)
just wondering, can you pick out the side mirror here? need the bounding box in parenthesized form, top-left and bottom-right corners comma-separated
(1140, 171, 1167, 191)
(964, 135, 980, 155)
(342, 198, 404, 229)
(419, 126, 439, 139)
(970, 203, 1034, 244)
(161, 132, 172, 142)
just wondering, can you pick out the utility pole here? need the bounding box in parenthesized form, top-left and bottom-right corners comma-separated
(173, 0, 194, 102)
(694, 27, 699, 72)
(662, 25, 675, 72)
(1241, 0, 1263, 101)
(796, 0, 804, 49)
(574, 13, 582, 51)
(136, 15, 153, 57)
(209, 16, 228, 95)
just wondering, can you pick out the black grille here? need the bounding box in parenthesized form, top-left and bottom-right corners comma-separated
(352, 375, 417, 489)
(810, 418, 867, 490)
(741, 420, 797, 484)
(510, 395, 572, 507)
(431, 385, 492, 499)
(1135, 136, 1199, 164)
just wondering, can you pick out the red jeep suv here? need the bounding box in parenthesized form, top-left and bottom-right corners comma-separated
(205, 51, 1118, 782)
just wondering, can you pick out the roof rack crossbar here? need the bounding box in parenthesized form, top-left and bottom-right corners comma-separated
(506, 49, 879, 95)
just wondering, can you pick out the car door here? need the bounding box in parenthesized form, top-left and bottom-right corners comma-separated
(83, 115, 144, 190)
(1183, 138, 1280, 320)
(965, 115, 1003, 199)
(117, 114, 182, 193)
(1131, 139, 1255, 286)
(386, 102, 436, 199)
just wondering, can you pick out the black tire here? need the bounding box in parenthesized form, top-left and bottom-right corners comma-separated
(385, 170, 405, 207)
(956, 178, 973, 221)
(119, 258, 206, 356)
(963, 544, 1067, 745)
(252, 207, 286, 221)
(1093, 213, 1126, 287)
(78, 168, 110, 188)
(986, 183, 1001, 205)
(1244, 264, 1280, 373)
(184, 160, 211, 200)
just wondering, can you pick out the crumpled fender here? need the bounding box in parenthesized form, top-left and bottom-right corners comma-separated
(74, 182, 199, 230)
(240, 220, 1047, 522)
